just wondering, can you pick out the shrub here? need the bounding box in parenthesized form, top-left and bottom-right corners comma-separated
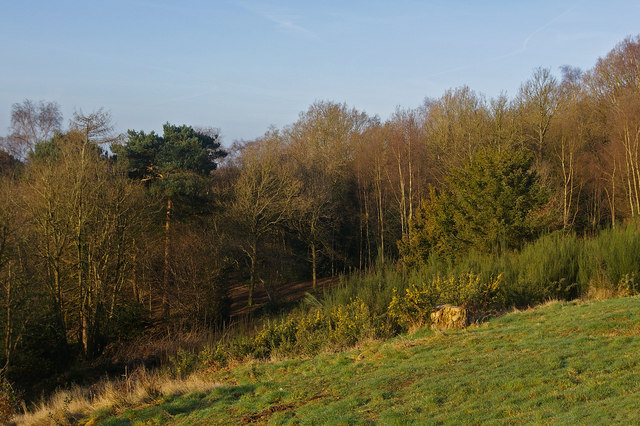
(198, 342, 229, 368)
(0, 378, 20, 424)
(329, 298, 372, 348)
(580, 223, 640, 294)
(388, 272, 503, 329)
(401, 149, 549, 262)
(251, 318, 297, 359)
(388, 285, 436, 330)
(324, 264, 407, 318)
(514, 232, 582, 302)
(192, 224, 640, 373)
(169, 349, 199, 378)
(294, 310, 330, 355)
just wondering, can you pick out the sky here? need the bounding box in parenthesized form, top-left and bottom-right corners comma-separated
(1, 0, 639, 146)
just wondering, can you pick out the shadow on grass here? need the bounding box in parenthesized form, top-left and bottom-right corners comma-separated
(96, 384, 257, 425)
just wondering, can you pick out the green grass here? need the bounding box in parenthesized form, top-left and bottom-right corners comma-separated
(88, 295, 640, 424)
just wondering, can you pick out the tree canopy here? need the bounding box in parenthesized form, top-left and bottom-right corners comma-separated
(118, 123, 226, 202)
(400, 148, 549, 263)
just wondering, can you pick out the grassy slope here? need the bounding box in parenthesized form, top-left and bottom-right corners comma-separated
(94, 296, 640, 425)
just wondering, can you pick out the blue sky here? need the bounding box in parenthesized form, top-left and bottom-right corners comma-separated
(1, 0, 639, 145)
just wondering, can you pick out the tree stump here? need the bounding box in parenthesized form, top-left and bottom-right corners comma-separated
(430, 305, 467, 330)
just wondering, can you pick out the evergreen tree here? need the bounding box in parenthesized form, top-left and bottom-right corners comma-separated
(115, 124, 226, 316)
(401, 148, 549, 262)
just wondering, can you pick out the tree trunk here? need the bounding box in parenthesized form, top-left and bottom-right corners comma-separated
(131, 245, 140, 304)
(53, 266, 67, 347)
(4, 263, 12, 371)
(375, 163, 385, 264)
(560, 140, 575, 229)
(311, 242, 317, 290)
(364, 188, 371, 268)
(397, 155, 407, 238)
(81, 298, 89, 357)
(248, 243, 256, 307)
(611, 159, 616, 228)
(625, 126, 640, 214)
(162, 198, 173, 317)
(408, 142, 413, 239)
(357, 178, 364, 270)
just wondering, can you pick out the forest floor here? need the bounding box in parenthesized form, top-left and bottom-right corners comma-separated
(228, 276, 340, 319)
(83, 295, 640, 424)
(142, 276, 340, 326)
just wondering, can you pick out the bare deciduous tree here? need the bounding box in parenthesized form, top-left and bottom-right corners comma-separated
(230, 133, 300, 305)
(517, 68, 560, 175)
(4, 100, 62, 158)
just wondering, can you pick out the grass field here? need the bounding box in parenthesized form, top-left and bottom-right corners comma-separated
(80, 296, 640, 424)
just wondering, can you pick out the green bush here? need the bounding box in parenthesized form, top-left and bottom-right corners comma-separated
(188, 223, 640, 375)
(400, 149, 549, 261)
(0, 378, 20, 424)
(251, 318, 297, 359)
(388, 285, 436, 329)
(294, 309, 330, 355)
(323, 264, 408, 317)
(169, 349, 199, 378)
(328, 298, 373, 347)
(513, 231, 582, 302)
(198, 342, 229, 368)
(580, 223, 640, 294)
(388, 272, 503, 329)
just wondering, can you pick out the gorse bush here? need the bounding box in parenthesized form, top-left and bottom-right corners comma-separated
(579, 223, 640, 295)
(388, 285, 436, 329)
(329, 299, 374, 347)
(323, 264, 407, 318)
(221, 297, 390, 361)
(251, 318, 298, 358)
(388, 273, 503, 328)
(210, 271, 507, 362)
(198, 222, 640, 373)
(168, 349, 199, 378)
(294, 309, 330, 355)
(414, 223, 640, 307)
(510, 231, 582, 303)
(0, 378, 20, 424)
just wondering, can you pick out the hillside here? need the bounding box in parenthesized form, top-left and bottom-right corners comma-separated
(80, 296, 640, 424)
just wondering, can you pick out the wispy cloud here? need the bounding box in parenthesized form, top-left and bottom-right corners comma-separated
(424, 2, 581, 80)
(498, 3, 580, 60)
(235, 1, 319, 40)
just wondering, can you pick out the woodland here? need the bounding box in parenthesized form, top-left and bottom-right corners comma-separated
(1, 35, 640, 410)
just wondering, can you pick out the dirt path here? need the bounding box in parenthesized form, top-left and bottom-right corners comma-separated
(228, 276, 340, 318)
(143, 276, 341, 325)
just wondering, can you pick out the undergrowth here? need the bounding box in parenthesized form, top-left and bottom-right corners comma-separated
(90, 296, 640, 424)
(199, 222, 640, 369)
(10, 222, 640, 423)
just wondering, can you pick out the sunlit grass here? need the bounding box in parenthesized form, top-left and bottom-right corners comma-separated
(89, 295, 640, 424)
(12, 370, 218, 425)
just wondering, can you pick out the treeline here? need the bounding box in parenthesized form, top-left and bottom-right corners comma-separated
(0, 35, 639, 396)
(221, 35, 640, 272)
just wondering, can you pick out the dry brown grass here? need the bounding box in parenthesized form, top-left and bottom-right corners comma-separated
(585, 284, 625, 301)
(105, 328, 217, 366)
(12, 368, 218, 425)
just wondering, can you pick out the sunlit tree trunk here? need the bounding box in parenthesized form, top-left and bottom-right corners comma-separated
(3, 262, 12, 370)
(248, 242, 256, 307)
(311, 242, 317, 290)
(559, 139, 576, 228)
(375, 161, 384, 263)
(162, 198, 173, 317)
